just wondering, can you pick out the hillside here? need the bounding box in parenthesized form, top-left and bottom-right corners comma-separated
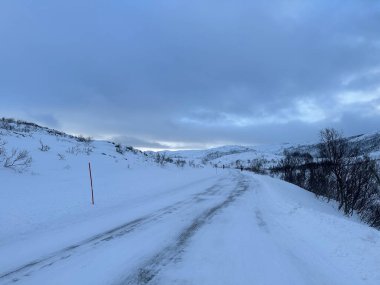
(1, 119, 380, 285)
(160, 132, 380, 170)
(0, 118, 217, 245)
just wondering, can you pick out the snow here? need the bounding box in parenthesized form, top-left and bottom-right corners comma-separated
(1, 123, 380, 285)
(122, 173, 380, 285)
(161, 130, 380, 169)
(160, 144, 286, 169)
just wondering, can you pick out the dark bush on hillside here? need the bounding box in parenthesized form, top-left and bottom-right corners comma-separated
(175, 159, 186, 168)
(76, 135, 92, 143)
(247, 158, 267, 174)
(39, 139, 50, 152)
(271, 151, 314, 188)
(115, 144, 141, 155)
(154, 153, 173, 166)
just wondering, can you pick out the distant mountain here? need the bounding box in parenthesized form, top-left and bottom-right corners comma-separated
(161, 131, 380, 169)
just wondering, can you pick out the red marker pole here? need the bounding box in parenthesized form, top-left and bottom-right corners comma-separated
(88, 162, 94, 205)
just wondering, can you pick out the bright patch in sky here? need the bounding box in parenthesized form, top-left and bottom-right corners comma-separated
(337, 88, 380, 105)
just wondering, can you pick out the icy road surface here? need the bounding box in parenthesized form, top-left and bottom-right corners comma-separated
(1, 171, 380, 285)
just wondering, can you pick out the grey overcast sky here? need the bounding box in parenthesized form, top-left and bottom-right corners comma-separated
(1, 0, 380, 150)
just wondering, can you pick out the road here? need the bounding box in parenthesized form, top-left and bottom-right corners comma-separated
(1, 171, 379, 285)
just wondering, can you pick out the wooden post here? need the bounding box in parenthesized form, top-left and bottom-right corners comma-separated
(88, 162, 94, 205)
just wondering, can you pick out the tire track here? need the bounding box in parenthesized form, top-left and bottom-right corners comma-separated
(118, 175, 250, 285)
(0, 178, 228, 284)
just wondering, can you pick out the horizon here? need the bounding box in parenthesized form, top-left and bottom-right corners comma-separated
(0, 116, 371, 152)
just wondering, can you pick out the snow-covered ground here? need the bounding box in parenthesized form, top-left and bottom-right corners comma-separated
(1, 170, 380, 285)
(153, 173, 380, 285)
(1, 121, 380, 285)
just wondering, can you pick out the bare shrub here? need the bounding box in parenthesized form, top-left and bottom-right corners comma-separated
(188, 160, 196, 168)
(39, 139, 50, 152)
(115, 143, 140, 155)
(0, 138, 6, 161)
(115, 143, 123, 154)
(57, 153, 66, 160)
(0, 118, 16, 130)
(249, 158, 268, 174)
(77, 135, 92, 143)
(154, 153, 173, 166)
(83, 146, 93, 155)
(66, 143, 93, 156)
(175, 159, 186, 168)
(3, 149, 32, 172)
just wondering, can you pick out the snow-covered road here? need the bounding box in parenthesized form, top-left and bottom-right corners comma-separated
(1, 171, 380, 285)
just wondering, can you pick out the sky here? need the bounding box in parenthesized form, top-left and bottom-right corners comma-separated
(1, 0, 380, 150)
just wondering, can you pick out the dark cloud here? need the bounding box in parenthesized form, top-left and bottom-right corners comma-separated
(1, 0, 380, 149)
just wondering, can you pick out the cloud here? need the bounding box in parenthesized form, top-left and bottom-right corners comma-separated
(337, 88, 380, 105)
(0, 0, 380, 149)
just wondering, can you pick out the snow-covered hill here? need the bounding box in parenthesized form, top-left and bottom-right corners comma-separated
(159, 144, 286, 169)
(0, 118, 216, 246)
(1, 118, 380, 284)
(285, 132, 380, 159)
(0, 118, 151, 173)
(160, 131, 380, 170)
